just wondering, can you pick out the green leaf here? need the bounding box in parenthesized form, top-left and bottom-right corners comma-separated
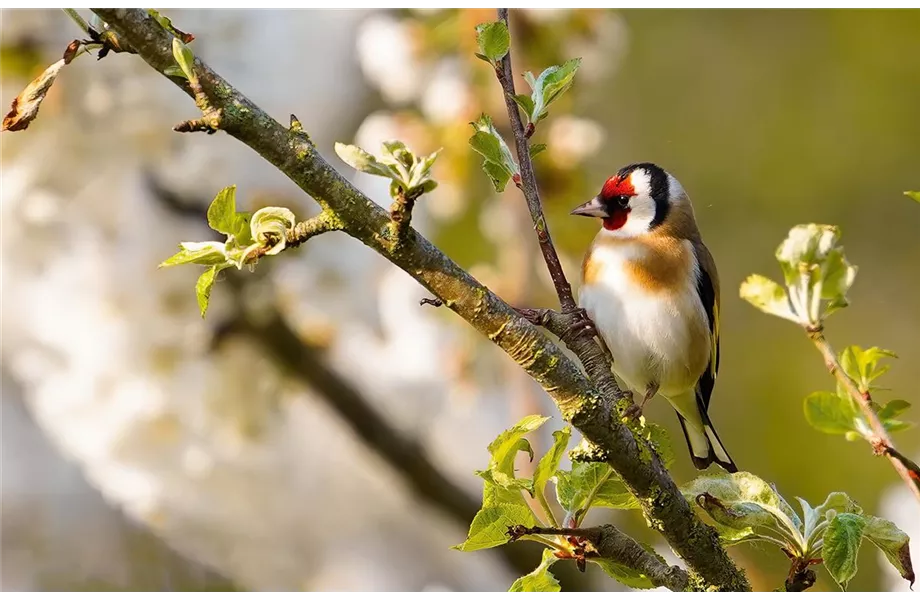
(839, 345, 897, 392)
(474, 21, 510, 64)
(512, 94, 535, 120)
(533, 427, 570, 498)
(206, 186, 251, 243)
(775, 224, 841, 279)
(163, 65, 187, 79)
(409, 148, 441, 188)
(452, 504, 536, 552)
(479, 469, 531, 508)
(480, 160, 514, 192)
(823, 513, 866, 590)
(248, 206, 295, 257)
(682, 472, 803, 548)
(508, 549, 560, 592)
(478, 415, 549, 497)
(530, 58, 581, 122)
(171, 37, 197, 85)
(802, 492, 861, 542)
(529, 143, 547, 159)
(883, 420, 914, 433)
(819, 248, 857, 317)
(803, 391, 859, 435)
(904, 191, 920, 203)
(416, 179, 438, 194)
(815, 492, 862, 519)
(592, 557, 655, 589)
(879, 399, 911, 420)
(555, 462, 638, 512)
(739, 274, 799, 322)
(195, 264, 227, 319)
(334, 143, 398, 179)
(159, 241, 227, 267)
(380, 139, 413, 169)
(862, 516, 915, 587)
(523, 71, 537, 89)
(148, 9, 194, 43)
(469, 114, 519, 193)
(488, 415, 547, 470)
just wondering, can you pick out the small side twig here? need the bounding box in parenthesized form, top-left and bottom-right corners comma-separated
(807, 328, 920, 505)
(784, 555, 820, 592)
(387, 187, 423, 248)
(419, 297, 443, 308)
(508, 524, 689, 591)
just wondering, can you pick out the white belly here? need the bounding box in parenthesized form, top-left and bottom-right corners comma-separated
(578, 242, 710, 397)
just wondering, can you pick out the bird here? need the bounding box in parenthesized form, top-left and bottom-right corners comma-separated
(571, 162, 738, 473)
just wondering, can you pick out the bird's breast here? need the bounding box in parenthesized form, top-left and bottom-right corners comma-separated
(578, 239, 710, 396)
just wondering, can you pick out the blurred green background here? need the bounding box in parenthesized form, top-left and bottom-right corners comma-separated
(2, 8, 918, 592)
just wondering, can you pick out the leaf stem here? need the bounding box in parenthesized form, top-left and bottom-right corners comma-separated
(575, 468, 614, 526)
(520, 533, 569, 554)
(62, 8, 92, 35)
(535, 488, 560, 528)
(807, 329, 920, 505)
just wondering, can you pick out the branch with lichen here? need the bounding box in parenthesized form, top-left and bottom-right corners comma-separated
(508, 524, 689, 592)
(66, 9, 748, 590)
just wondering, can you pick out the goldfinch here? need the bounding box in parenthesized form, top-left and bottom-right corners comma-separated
(571, 163, 737, 473)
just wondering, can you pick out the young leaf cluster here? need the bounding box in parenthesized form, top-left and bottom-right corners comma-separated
(683, 472, 914, 590)
(804, 345, 912, 440)
(334, 140, 440, 201)
(159, 186, 296, 317)
(454, 415, 670, 591)
(740, 224, 856, 328)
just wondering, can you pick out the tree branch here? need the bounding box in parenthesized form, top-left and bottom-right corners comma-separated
(807, 328, 920, 504)
(509, 524, 689, 591)
(89, 9, 749, 590)
(493, 9, 630, 414)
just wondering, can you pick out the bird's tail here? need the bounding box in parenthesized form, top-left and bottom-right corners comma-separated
(676, 412, 738, 473)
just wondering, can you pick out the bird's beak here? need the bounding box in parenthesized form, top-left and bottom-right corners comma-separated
(570, 196, 608, 218)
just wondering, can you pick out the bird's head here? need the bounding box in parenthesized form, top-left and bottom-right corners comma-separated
(571, 162, 684, 238)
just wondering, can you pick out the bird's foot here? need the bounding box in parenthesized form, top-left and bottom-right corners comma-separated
(624, 384, 658, 421)
(561, 307, 598, 342)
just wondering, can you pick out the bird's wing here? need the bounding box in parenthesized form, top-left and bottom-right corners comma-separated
(693, 241, 721, 411)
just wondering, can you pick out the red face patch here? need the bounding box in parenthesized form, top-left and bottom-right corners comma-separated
(602, 209, 630, 230)
(601, 174, 635, 199)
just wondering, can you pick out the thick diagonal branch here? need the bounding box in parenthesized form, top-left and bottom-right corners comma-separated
(90, 9, 749, 590)
(807, 329, 920, 504)
(509, 525, 689, 591)
(494, 9, 628, 411)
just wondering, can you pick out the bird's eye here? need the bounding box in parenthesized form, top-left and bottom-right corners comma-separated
(616, 195, 630, 208)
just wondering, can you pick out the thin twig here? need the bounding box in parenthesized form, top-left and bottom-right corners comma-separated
(807, 328, 920, 505)
(62, 9, 92, 35)
(509, 524, 690, 591)
(493, 9, 629, 412)
(419, 297, 443, 308)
